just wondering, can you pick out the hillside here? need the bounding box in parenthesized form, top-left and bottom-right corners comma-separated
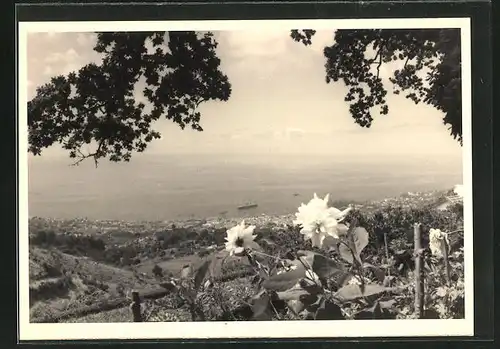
(27, 188, 464, 323)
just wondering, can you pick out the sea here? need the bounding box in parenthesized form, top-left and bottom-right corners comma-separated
(27, 152, 463, 221)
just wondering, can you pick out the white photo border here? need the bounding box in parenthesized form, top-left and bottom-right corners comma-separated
(17, 18, 473, 341)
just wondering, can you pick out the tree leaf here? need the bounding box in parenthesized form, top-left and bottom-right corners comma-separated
(28, 32, 233, 165)
(309, 29, 463, 144)
(334, 283, 389, 302)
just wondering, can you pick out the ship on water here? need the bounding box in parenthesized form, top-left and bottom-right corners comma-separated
(237, 202, 258, 210)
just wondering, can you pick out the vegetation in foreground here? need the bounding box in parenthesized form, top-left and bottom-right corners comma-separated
(28, 189, 464, 323)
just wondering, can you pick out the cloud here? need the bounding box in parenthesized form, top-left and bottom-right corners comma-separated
(26, 32, 103, 99)
(76, 33, 97, 47)
(42, 66, 53, 76)
(222, 30, 290, 59)
(24, 30, 461, 160)
(44, 48, 80, 63)
(284, 127, 306, 139)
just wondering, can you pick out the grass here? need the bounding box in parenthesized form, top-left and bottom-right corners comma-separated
(27, 188, 464, 323)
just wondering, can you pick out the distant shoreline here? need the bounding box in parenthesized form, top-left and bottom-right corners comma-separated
(27, 188, 455, 236)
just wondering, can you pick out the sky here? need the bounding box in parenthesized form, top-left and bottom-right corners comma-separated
(25, 30, 463, 160)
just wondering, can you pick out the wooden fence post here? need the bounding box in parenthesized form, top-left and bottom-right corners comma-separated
(130, 291, 142, 322)
(443, 237, 451, 286)
(383, 232, 391, 277)
(413, 223, 424, 318)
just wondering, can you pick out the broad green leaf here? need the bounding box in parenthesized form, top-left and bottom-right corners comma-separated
(251, 275, 261, 285)
(323, 236, 340, 249)
(353, 301, 386, 319)
(262, 266, 305, 292)
(251, 290, 272, 320)
(259, 238, 276, 246)
(363, 263, 386, 282)
(338, 243, 355, 264)
(193, 259, 211, 290)
(314, 298, 344, 320)
(382, 275, 395, 287)
(334, 283, 389, 302)
(339, 227, 369, 264)
(287, 299, 306, 315)
(379, 299, 396, 309)
(180, 265, 192, 279)
(353, 227, 369, 255)
(276, 283, 321, 301)
(295, 250, 315, 268)
(296, 250, 351, 287)
(181, 287, 197, 303)
(159, 281, 177, 292)
(248, 240, 263, 252)
(299, 293, 320, 307)
(276, 287, 310, 301)
(423, 308, 441, 319)
(209, 252, 227, 279)
(311, 252, 350, 282)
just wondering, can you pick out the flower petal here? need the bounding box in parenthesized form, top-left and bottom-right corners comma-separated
(327, 207, 343, 218)
(309, 232, 323, 248)
(336, 223, 349, 236)
(323, 193, 330, 204)
(233, 247, 245, 256)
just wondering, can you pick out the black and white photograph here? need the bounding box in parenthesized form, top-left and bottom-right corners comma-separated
(18, 18, 473, 340)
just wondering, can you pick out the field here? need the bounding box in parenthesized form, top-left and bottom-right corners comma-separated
(27, 189, 465, 323)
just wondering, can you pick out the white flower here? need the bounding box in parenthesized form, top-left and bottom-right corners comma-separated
(429, 228, 450, 258)
(347, 275, 370, 286)
(293, 193, 350, 248)
(224, 220, 257, 256)
(304, 269, 321, 286)
(276, 263, 298, 275)
(436, 286, 448, 298)
(453, 184, 464, 198)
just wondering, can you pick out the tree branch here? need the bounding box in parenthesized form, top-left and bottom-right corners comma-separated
(376, 47, 383, 79)
(70, 140, 105, 168)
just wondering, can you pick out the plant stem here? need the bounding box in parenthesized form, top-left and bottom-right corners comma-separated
(251, 249, 282, 261)
(413, 223, 424, 319)
(269, 297, 282, 320)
